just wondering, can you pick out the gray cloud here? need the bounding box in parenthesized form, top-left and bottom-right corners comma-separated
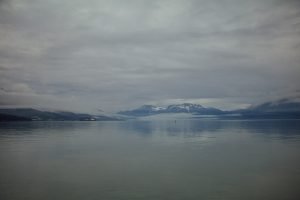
(0, 0, 299, 113)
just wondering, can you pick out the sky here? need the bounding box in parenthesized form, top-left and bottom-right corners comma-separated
(0, 0, 299, 113)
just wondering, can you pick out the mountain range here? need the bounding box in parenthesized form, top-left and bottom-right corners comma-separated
(118, 100, 300, 119)
(0, 108, 119, 121)
(1, 99, 300, 121)
(118, 103, 223, 116)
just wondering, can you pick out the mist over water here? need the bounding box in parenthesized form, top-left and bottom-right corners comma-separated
(1, 120, 300, 200)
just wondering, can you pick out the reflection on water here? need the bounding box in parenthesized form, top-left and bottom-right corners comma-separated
(118, 119, 300, 138)
(0, 120, 300, 200)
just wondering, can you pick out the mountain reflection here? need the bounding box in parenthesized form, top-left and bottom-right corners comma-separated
(117, 119, 300, 138)
(1, 120, 299, 138)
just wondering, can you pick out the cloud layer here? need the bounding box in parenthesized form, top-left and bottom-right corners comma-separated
(1, 0, 300, 113)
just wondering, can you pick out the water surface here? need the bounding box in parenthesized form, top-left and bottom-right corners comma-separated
(1, 120, 300, 200)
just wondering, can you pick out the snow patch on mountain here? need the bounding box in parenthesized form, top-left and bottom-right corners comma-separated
(118, 103, 223, 116)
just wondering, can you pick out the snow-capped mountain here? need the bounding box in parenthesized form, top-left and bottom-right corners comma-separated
(117, 105, 166, 116)
(166, 103, 208, 113)
(118, 103, 223, 116)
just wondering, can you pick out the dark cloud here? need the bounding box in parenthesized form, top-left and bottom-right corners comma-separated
(0, 0, 299, 113)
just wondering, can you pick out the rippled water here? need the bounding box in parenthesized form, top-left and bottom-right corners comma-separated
(0, 120, 300, 200)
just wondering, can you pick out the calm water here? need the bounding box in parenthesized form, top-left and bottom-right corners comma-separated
(0, 120, 300, 200)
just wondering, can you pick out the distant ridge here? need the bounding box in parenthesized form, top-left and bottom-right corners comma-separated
(118, 100, 300, 119)
(248, 99, 300, 112)
(118, 103, 223, 116)
(2, 99, 300, 121)
(0, 113, 31, 121)
(227, 99, 300, 119)
(0, 108, 120, 121)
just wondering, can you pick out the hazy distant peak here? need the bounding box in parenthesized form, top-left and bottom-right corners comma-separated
(0, 108, 119, 121)
(118, 103, 223, 116)
(249, 99, 300, 112)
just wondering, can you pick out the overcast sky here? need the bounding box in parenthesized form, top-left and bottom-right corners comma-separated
(0, 0, 299, 113)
